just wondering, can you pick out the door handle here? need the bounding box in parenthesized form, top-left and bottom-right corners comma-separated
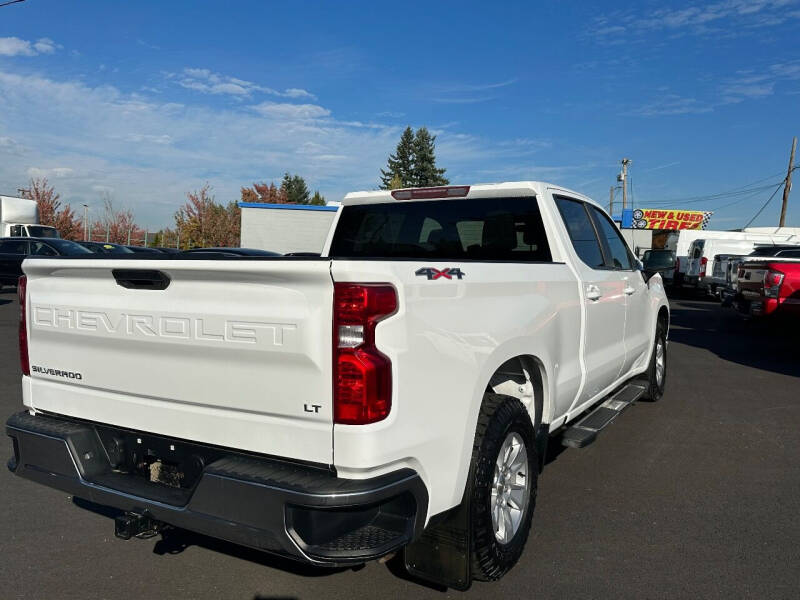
(624, 286, 636, 295)
(586, 285, 601, 301)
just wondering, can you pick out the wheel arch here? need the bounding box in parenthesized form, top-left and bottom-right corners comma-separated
(485, 355, 547, 430)
(657, 303, 670, 338)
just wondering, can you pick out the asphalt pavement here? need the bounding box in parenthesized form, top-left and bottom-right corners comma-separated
(1, 287, 798, 599)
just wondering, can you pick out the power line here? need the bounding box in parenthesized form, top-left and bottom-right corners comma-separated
(743, 182, 785, 229)
(638, 182, 782, 207)
(634, 171, 786, 206)
(0, 0, 26, 7)
(706, 182, 783, 212)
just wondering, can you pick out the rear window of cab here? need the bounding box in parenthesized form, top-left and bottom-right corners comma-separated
(329, 197, 552, 262)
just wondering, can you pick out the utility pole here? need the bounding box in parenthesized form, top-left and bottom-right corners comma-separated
(779, 136, 796, 228)
(618, 158, 631, 211)
(609, 186, 615, 215)
(82, 204, 88, 241)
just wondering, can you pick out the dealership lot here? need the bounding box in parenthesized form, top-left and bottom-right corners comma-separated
(1, 289, 798, 599)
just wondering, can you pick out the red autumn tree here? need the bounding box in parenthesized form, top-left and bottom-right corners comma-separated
(175, 184, 240, 249)
(240, 181, 289, 204)
(89, 196, 146, 245)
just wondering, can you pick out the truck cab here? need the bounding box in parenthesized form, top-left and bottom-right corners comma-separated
(6, 224, 60, 238)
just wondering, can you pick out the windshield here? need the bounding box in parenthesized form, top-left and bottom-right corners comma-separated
(45, 239, 94, 255)
(26, 226, 60, 238)
(643, 250, 675, 269)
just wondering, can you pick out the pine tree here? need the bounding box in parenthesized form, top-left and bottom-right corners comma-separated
(280, 173, 311, 204)
(310, 190, 326, 206)
(380, 126, 415, 189)
(412, 127, 449, 187)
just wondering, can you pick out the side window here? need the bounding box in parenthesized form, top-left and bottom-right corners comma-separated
(554, 197, 605, 269)
(0, 240, 28, 254)
(10, 225, 23, 237)
(31, 242, 57, 256)
(588, 206, 633, 270)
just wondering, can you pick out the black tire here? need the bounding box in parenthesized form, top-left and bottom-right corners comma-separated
(469, 394, 538, 581)
(641, 320, 667, 401)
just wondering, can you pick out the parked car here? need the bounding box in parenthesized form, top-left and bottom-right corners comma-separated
(7, 182, 669, 589)
(76, 241, 135, 254)
(0, 237, 92, 285)
(641, 249, 676, 286)
(178, 247, 281, 257)
(125, 245, 167, 254)
(733, 257, 800, 318)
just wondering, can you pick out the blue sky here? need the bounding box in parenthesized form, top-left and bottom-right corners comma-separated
(1, 0, 799, 229)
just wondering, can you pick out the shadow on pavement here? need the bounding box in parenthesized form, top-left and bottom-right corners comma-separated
(72, 497, 354, 579)
(668, 299, 800, 378)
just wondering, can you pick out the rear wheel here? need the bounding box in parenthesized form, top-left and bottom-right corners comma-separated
(642, 320, 667, 401)
(469, 394, 537, 581)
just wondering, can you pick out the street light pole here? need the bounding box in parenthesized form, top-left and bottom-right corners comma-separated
(82, 204, 88, 241)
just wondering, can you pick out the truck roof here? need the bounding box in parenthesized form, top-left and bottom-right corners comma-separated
(342, 181, 600, 208)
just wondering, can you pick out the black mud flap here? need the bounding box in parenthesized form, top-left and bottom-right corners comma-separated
(403, 490, 472, 591)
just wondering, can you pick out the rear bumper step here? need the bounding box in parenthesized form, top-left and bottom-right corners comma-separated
(562, 382, 646, 448)
(6, 411, 428, 565)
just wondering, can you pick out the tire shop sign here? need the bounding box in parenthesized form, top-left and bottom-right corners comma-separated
(621, 208, 713, 230)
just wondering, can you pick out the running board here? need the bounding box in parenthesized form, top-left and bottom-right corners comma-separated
(561, 383, 647, 448)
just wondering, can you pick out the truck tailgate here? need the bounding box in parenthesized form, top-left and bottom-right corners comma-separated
(22, 258, 334, 464)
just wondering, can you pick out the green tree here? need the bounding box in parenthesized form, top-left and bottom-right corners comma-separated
(380, 126, 415, 189)
(411, 127, 448, 187)
(280, 173, 311, 204)
(310, 190, 326, 206)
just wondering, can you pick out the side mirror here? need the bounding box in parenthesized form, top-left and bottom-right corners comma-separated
(637, 261, 658, 282)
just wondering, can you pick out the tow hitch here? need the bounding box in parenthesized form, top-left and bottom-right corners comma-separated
(114, 512, 162, 540)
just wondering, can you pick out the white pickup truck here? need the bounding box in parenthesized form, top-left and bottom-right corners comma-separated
(7, 182, 669, 589)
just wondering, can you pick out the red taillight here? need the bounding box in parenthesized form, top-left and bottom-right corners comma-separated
(764, 269, 785, 299)
(700, 256, 708, 277)
(333, 283, 397, 425)
(391, 186, 470, 200)
(18, 275, 29, 376)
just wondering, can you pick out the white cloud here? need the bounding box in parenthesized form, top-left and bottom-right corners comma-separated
(250, 101, 331, 119)
(27, 167, 74, 178)
(0, 36, 60, 56)
(0, 135, 20, 152)
(591, 1, 800, 40)
(33, 38, 58, 54)
(172, 67, 316, 100)
(429, 79, 517, 104)
(634, 95, 714, 116)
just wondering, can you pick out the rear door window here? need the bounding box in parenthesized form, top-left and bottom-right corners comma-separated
(554, 196, 605, 269)
(0, 240, 28, 254)
(330, 197, 552, 262)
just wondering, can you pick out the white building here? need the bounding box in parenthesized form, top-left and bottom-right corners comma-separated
(239, 202, 338, 254)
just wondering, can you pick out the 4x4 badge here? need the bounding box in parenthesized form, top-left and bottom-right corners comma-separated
(415, 267, 465, 280)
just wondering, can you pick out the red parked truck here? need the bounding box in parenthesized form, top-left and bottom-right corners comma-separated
(734, 258, 800, 318)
